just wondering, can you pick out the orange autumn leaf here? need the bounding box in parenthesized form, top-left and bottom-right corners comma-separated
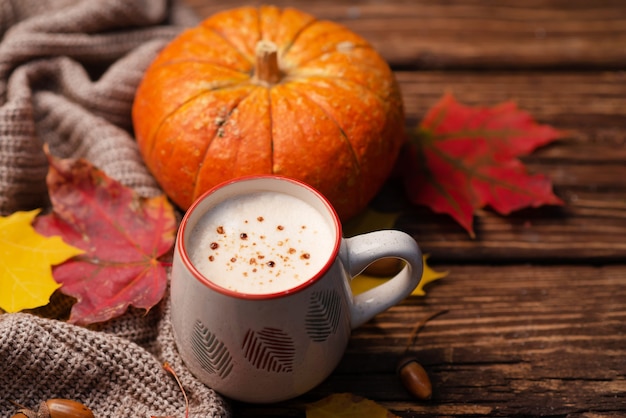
(401, 93, 565, 237)
(34, 151, 177, 325)
(306, 393, 399, 418)
(0, 209, 83, 313)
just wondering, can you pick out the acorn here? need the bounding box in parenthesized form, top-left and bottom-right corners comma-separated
(11, 399, 94, 418)
(397, 356, 433, 400)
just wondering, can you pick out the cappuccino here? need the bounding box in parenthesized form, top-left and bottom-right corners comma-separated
(188, 191, 335, 294)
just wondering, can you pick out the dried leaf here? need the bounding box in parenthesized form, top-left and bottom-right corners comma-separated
(0, 210, 83, 312)
(306, 393, 399, 418)
(402, 93, 565, 237)
(34, 151, 177, 325)
(343, 207, 399, 235)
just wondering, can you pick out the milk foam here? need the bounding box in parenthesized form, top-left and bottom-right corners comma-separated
(188, 191, 335, 294)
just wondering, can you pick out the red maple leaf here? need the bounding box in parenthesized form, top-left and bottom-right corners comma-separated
(34, 150, 177, 325)
(401, 93, 565, 237)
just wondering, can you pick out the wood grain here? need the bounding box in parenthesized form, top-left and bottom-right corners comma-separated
(231, 265, 626, 417)
(182, 0, 626, 69)
(366, 71, 626, 262)
(178, 1, 626, 416)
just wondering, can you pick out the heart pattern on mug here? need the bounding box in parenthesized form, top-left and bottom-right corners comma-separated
(191, 320, 234, 379)
(305, 289, 344, 342)
(242, 327, 295, 373)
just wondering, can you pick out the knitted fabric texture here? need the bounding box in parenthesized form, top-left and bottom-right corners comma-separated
(0, 0, 231, 416)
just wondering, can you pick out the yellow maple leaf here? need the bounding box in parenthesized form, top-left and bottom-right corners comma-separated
(412, 254, 448, 296)
(344, 208, 447, 296)
(0, 210, 84, 313)
(351, 254, 447, 296)
(306, 393, 399, 418)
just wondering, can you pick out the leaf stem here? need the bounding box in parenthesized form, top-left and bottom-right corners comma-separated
(163, 362, 189, 418)
(403, 309, 449, 356)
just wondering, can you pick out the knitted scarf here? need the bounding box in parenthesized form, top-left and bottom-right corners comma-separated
(0, 0, 230, 416)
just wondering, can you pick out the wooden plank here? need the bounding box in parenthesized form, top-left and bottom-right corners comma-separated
(175, 3, 625, 417)
(396, 71, 626, 124)
(182, 0, 626, 69)
(231, 264, 626, 417)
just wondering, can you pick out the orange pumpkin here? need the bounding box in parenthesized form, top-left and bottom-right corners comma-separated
(132, 6, 405, 221)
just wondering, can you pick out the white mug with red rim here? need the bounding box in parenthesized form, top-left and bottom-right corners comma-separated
(170, 175, 423, 403)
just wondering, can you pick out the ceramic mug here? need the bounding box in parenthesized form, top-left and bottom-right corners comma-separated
(170, 175, 423, 403)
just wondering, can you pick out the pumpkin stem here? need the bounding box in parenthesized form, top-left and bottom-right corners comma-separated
(254, 40, 282, 85)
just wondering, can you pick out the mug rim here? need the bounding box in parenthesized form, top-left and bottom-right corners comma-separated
(177, 175, 342, 300)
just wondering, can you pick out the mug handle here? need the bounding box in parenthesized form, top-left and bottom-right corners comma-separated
(344, 230, 423, 329)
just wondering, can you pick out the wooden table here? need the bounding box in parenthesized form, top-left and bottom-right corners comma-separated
(184, 1, 626, 416)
